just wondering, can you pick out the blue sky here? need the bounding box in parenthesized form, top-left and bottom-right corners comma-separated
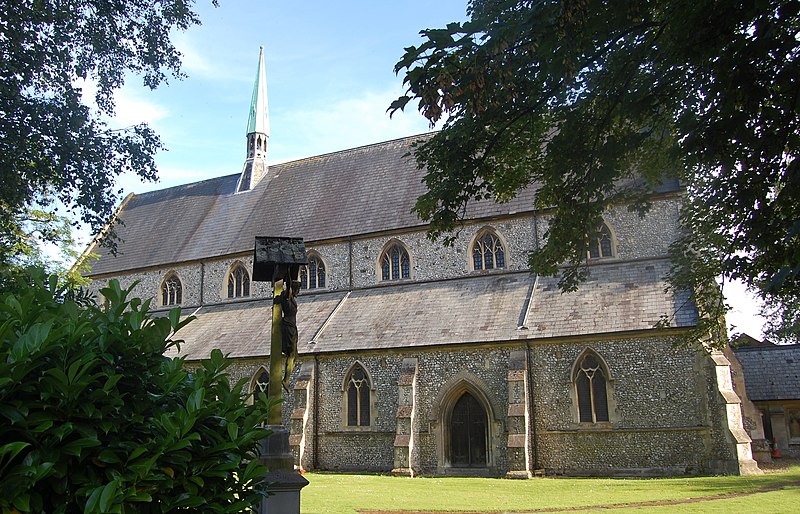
(98, 0, 766, 339)
(109, 0, 467, 193)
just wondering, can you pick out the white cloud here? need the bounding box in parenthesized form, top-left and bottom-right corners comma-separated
(112, 87, 169, 127)
(271, 85, 435, 162)
(75, 77, 168, 128)
(173, 33, 216, 79)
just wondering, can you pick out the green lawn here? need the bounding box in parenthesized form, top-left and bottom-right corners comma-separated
(299, 464, 800, 514)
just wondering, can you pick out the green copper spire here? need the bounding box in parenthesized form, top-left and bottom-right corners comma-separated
(238, 47, 270, 192)
(247, 46, 270, 136)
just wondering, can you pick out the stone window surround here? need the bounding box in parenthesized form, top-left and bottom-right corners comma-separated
(588, 221, 617, 260)
(568, 348, 619, 427)
(340, 361, 377, 431)
(226, 261, 251, 299)
(469, 226, 509, 272)
(160, 271, 183, 307)
(300, 251, 328, 290)
(248, 366, 270, 405)
(377, 239, 413, 282)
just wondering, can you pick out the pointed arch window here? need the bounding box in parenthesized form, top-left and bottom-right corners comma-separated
(227, 263, 251, 298)
(574, 352, 610, 423)
(252, 368, 269, 402)
(300, 255, 326, 289)
(588, 224, 614, 259)
(161, 274, 183, 306)
(380, 243, 410, 281)
(346, 363, 371, 427)
(472, 230, 506, 271)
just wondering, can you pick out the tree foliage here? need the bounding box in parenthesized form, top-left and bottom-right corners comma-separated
(392, 0, 799, 345)
(0, 271, 271, 513)
(0, 0, 216, 260)
(762, 297, 800, 345)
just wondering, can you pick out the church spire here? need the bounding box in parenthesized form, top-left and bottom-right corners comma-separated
(237, 47, 270, 192)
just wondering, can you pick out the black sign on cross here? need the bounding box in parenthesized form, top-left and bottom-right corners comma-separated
(253, 236, 308, 283)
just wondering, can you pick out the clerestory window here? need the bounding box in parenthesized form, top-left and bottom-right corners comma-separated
(588, 223, 614, 259)
(300, 255, 326, 289)
(161, 274, 183, 306)
(227, 263, 251, 298)
(472, 230, 506, 271)
(380, 243, 410, 281)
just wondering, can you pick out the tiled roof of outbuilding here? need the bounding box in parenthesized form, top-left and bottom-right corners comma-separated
(170, 258, 695, 360)
(88, 135, 540, 276)
(734, 344, 800, 401)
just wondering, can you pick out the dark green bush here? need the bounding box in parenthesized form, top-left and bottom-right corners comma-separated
(0, 271, 272, 513)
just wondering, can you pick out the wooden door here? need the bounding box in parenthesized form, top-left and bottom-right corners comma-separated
(450, 392, 487, 467)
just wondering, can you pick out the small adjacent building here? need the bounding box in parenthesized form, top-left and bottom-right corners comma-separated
(80, 49, 760, 477)
(734, 341, 800, 458)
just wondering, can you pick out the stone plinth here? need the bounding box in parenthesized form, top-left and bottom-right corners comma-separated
(259, 426, 309, 514)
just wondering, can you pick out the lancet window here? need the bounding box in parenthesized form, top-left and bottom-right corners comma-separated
(472, 230, 506, 271)
(300, 255, 326, 289)
(161, 274, 183, 306)
(252, 368, 269, 402)
(380, 243, 410, 281)
(227, 263, 251, 298)
(574, 352, 610, 423)
(346, 363, 371, 427)
(588, 223, 614, 259)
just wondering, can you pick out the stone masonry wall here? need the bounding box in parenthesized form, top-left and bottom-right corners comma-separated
(530, 336, 719, 475)
(87, 197, 682, 310)
(217, 330, 720, 476)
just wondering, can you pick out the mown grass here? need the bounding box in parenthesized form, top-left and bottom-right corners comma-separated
(300, 463, 800, 514)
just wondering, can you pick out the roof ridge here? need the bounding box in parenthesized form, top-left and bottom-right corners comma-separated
(272, 131, 436, 168)
(128, 172, 240, 198)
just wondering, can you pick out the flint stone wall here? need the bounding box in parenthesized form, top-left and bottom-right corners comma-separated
(217, 332, 730, 476)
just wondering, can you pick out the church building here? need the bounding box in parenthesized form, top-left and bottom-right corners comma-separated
(82, 49, 760, 477)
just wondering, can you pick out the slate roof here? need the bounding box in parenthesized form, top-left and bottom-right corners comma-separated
(87, 135, 539, 276)
(734, 345, 800, 401)
(170, 258, 695, 361)
(87, 134, 681, 276)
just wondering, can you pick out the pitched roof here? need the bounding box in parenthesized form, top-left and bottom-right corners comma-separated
(734, 344, 800, 401)
(169, 258, 695, 361)
(88, 135, 539, 276)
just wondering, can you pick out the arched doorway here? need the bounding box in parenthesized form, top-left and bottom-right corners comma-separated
(450, 392, 488, 467)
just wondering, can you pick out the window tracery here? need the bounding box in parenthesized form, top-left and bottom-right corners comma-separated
(345, 363, 371, 427)
(380, 243, 410, 281)
(161, 274, 183, 306)
(252, 368, 269, 402)
(588, 223, 614, 259)
(574, 352, 610, 423)
(472, 230, 506, 271)
(227, 263, 251, 298)
(300, 255, 326, 289)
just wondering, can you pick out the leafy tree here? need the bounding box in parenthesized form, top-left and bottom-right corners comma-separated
(0, 271, 271, 513)
(0, 0, 217, 261)
(391, 0, 799, 346)
(762, 298, 800, 345)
